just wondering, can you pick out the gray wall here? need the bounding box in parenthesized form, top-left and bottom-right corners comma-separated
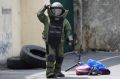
(0, 0, 21, 65)
(74, 0, 120, 52)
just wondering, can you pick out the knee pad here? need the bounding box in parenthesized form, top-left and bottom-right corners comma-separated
(47, 55, 55, 62)
(56, 57, 63, 64)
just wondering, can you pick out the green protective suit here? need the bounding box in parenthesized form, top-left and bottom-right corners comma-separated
(37, 6, 71, 77)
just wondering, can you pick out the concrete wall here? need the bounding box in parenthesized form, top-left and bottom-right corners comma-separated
(21, 0, 50, 48)
(0, 0, 21, 64)
(74, 0, 120, 52)
(82, 0, 120, 51)
(0, 0, 50, 65)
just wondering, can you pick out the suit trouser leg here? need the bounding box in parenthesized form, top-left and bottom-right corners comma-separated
(46, 43, 56, 76)
(54, 43, 64, 73)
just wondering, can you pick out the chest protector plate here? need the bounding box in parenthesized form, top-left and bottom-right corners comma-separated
(48, 16, 64, 48)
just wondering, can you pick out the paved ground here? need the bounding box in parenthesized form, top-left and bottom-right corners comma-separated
(0, 51, 120, 79)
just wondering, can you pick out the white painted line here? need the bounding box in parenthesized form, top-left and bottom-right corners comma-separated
(99, 55, 120, 62)
(25, 71, 46, 79)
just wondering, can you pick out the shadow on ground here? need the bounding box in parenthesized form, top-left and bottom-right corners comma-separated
(56, 77, 91, 79)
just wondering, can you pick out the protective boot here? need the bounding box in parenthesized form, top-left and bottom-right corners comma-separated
(54, 57, 65, 77)
(56, 72, 65, 77)
(46, 54, 56, 78)
(47, 73, 57, 78)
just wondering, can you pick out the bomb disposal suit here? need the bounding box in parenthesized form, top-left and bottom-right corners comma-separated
(37, 2, 72, 78)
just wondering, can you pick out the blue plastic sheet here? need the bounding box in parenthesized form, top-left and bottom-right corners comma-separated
(87, 59, 107, 70)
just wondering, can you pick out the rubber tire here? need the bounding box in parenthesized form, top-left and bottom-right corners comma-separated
(7, 56, 32, 69)
(20, 45, 46, 68)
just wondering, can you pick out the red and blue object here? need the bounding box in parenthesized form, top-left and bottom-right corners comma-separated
(75, 59, 110, 75)
(75, 64, 91, 75)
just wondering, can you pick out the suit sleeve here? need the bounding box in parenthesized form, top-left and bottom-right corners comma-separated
(37, 6, 48, 24)
(64, 19, 72, 39)
(37, 6, 48, 41)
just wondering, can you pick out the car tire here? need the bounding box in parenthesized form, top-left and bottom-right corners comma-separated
(7, 56, 32, 69)
(20, 45, 46, 68)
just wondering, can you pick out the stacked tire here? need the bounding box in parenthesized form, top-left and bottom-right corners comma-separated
(7, 45, 46, 69)
(7, 56, 32, 69)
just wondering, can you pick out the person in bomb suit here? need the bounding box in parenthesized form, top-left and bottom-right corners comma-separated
(37, 2, 73, 78)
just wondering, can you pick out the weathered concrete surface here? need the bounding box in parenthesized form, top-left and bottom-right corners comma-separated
(83, 0, 120, 51)
(0, 52, 120, 79)
(74, 0, 120, 51)
(0, 0, 21, 65)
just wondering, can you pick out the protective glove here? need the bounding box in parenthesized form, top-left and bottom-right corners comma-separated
(68, 35, 73, 46)
(42, 33, 46, 41)
(44, 4, 51, 9)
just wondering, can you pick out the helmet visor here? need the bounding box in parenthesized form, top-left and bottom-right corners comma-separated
(51, 8, 63, 16)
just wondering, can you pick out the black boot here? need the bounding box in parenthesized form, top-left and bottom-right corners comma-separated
(47, 73, 57, 78)
(56, 72, 65, 77)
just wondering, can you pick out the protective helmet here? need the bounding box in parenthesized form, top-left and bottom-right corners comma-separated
(51, 2, 64, 16)
(51, 2, 63, 8)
